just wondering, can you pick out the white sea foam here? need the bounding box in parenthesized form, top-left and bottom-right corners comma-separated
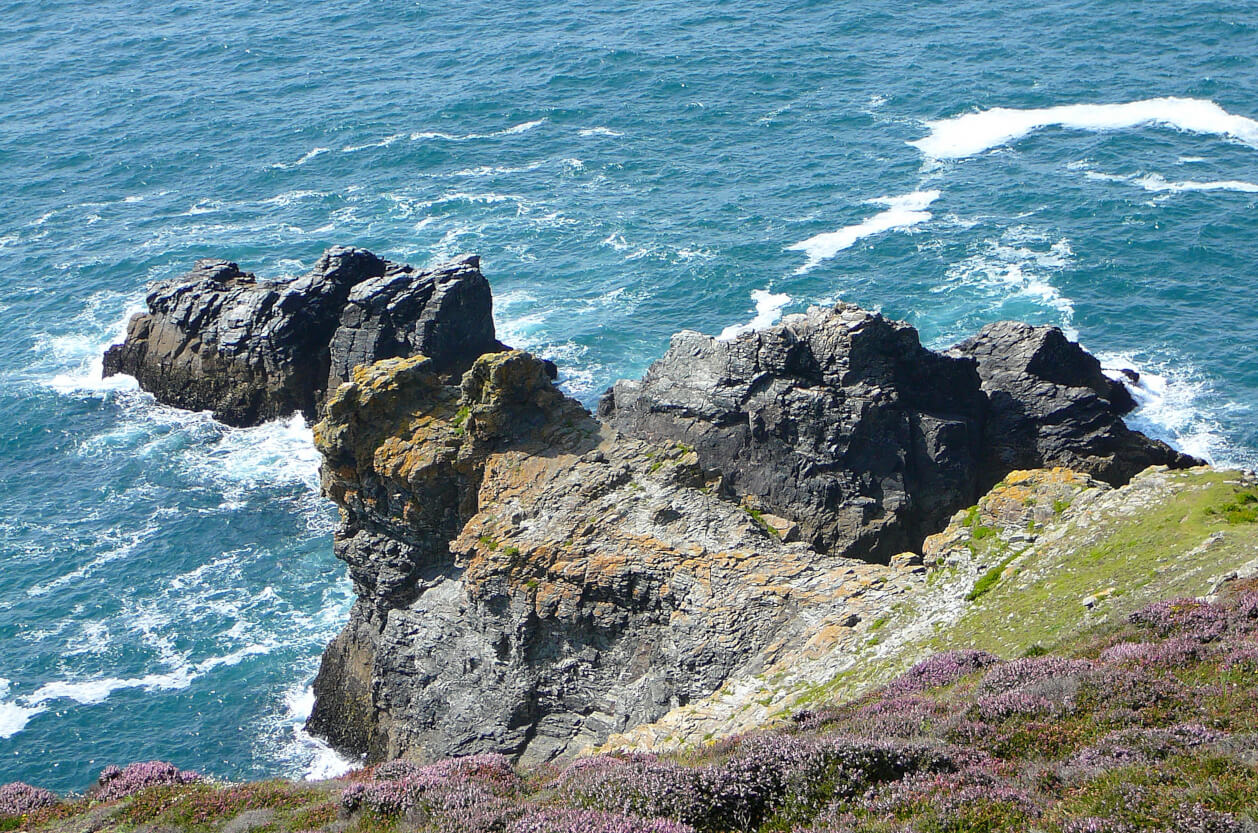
(409, 118, 546, 143)
(1098, 354, 1234, 465)
(341, 132, 407, 153)
(787, 190, 940, 273)
(911, 97, 1258, 160)
(260, 189, 328, 207)
(579, 127, 623, 137)
(42, 296, 144, 395)
(1085, 169, 1258, 195)
(1132, 173, 1258, 194)
(277, 684, 359, 780)
(937, 230, 1077, 337)
(718, 289, 792, 341)
(0, 701, 46, 739)
(449, 161, 545, 178)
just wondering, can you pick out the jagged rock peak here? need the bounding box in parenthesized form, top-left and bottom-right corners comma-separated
(102, 247, 504, 426)
(600, 303, 1199, 563)
(948, 320, 1197, 486)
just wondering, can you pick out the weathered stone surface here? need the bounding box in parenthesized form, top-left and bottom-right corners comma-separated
(948, 321, 1199, 486)
(599, 307, 1198, 562)
(292, 282, 1202, 768)
(599, 304, 988, 562)
(307, 349, 892, 764)
(102, 248, 502, 426)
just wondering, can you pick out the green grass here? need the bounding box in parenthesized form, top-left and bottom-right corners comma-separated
(966, 553, 1018, 601)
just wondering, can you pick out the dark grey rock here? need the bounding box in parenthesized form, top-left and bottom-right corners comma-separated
(600, 306, 1199, 562)
(102, 248, 503, 426)
(948, 321, 1199, 487)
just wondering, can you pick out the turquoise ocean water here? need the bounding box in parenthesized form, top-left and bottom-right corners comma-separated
(2, 0, 1257, 792)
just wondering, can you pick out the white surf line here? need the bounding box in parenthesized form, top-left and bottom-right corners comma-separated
(718, 289, 793, 341)
(1084, 169, 1258, 195)
(911, 97, 1258, 161)
(786, 190, 941, 274)
(1131, 173, 1258, 194)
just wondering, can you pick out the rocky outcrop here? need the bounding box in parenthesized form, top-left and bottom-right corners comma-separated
(599, 306, 1197, 562)
(304, 298, 1199, 767)
(948, 321, 1198, 486)
(307, 349, 897, 763)
(599, 304, 988, 562)
(102, 248, 504, 426)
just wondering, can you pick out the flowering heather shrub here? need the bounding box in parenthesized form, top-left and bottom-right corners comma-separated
(343, 753, 521, 818)
(700, 733, 961, 830)
(1098, 637, 1205, 667)
(859, 765, 1041, 828)
(94, 761, 204, 801)
(1071, 724, 1225, 768)
(791, 707, 845, 732)
(371, 759, 422, 780)
(1128, 597, 1229, 642)
(845, 695, 959, 738)
(883, 649, 1002, 695)
(1232, 592, 1258, 626)
(979, 656, 1095, 695)
(1076, 666, 1187, 711)
(1221, 643, 1258, 671)
(1167, 803, 1249, 833)
(1061, 818, 1138, 833)
(507, 807, 696, 833)
(0, 782, 59, 816)
(418, 753, 519, 793)
(555, 754, 707, 825)
(973, 689, 1058, 721)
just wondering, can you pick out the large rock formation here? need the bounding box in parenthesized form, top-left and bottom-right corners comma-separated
(948, 321, 1196, 486)
(107, 248, 1199, 766)
(102, 248, 504, 426)
(599, 305, 1194, 562)
(305, 298, 1198, 766)
(307, 349, 895, 763)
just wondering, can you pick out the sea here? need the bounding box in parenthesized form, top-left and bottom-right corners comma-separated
(2, 0, 1257, 793)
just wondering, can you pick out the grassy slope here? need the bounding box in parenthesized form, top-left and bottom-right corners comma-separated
(4, 467, 1258, 833)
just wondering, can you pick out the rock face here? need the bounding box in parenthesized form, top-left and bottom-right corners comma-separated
(307, 349, 896, 763)
(102, 248, 503, 426)
(599, 306, 1198, 562)
(599, 304, 988, 562)
(305, 298, 1198, 767)
(947, 321, 1198, 486)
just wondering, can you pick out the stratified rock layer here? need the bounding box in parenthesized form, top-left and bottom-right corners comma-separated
(102, 248, 502, 426)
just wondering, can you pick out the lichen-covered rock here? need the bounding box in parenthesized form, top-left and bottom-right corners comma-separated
(306, 297, 1208, 768)
(307, 349, 898, 765)
(102, 248, 503, 426)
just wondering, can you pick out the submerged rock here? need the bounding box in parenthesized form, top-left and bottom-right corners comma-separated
(102, 248, 503, 426)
